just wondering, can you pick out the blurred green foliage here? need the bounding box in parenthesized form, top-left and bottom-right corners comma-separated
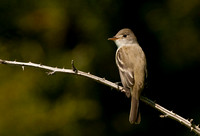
(143, 0, 200, 70)
(0, 0, 200, 136)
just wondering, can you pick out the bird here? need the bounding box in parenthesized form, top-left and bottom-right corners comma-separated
(108, 28, 147, 124)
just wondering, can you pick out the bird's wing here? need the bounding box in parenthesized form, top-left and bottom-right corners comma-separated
(116, 47, 135, 90)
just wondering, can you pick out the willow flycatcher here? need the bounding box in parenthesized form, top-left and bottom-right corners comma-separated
(108, 28, 147, 124)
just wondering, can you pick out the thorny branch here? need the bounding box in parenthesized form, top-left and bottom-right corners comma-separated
(0, 59, 200, 135)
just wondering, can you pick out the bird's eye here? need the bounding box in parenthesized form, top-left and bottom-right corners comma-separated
(123, 35, 127, 38)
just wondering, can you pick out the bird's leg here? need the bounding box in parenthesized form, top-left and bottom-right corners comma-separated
(115, 81, 122, 86)
(115, 82, 131, 98)
(115, 81, 122, 91)
(124, 88, 131, 98)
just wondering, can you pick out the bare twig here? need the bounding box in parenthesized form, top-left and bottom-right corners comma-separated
(0, 59, 200, 135)
(140, 97, 200, 135)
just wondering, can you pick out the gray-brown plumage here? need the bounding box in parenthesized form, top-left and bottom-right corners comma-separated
(108, 28, 147, 124)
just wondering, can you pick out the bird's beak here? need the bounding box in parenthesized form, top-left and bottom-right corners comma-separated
(108, 37, 118, 41)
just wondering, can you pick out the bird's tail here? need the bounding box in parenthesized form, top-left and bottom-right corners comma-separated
(129, 95, 141, 124)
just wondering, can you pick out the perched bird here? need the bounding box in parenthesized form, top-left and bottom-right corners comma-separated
(108, 28, 147, 124)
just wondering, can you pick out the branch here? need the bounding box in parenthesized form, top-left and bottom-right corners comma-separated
(0, 59, 200, 135)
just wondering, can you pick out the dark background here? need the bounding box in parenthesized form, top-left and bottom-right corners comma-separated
(0, 0, 200, 135)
